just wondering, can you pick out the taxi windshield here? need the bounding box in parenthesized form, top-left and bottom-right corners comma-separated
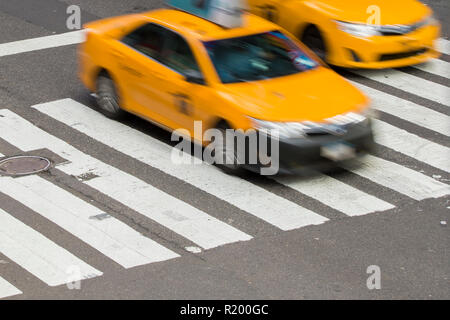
(203, 30, 319, 84)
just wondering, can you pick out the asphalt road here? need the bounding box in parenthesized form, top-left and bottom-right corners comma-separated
(0, 0, 449, 300)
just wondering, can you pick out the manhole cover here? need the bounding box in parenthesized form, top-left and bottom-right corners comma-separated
(0, 156, 51, 176)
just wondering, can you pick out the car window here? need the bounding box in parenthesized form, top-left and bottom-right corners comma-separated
(160, 31, 201, 76)
(122, 23, 166, 62)
(204, 30, 319, 84)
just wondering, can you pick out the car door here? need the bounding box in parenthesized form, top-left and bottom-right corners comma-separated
(155, 28, 213, 137)
(111, 23, 180, 128)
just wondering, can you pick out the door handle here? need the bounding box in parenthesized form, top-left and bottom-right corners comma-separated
(111, 49, 124, 59)
(153, 72, 164, 79)
(119, 64, 143, 78)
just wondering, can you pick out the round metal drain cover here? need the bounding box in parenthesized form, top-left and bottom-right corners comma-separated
(0, 156, 51, 176)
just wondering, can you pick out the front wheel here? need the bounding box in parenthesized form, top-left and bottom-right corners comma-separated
(207, 123, 246, 176)
(96, 73, 126, 119)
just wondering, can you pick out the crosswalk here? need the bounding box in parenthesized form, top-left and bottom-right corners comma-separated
(352, 67, 449, 106)
(0, 36, 449, 299)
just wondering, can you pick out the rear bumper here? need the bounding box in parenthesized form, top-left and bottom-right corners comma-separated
(327, 24, 441, 69)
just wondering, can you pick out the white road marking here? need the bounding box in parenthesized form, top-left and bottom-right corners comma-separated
(372, 119, 450, 173)
(412, 58, 450, 78)
(342, 155, 450, 200)
(276, 174, 394, 216)
(0, 109, 252, 250)
(0, 208, 102, 287)
(0, 31, 85, 57)
(351, 81, 450, 136)
(33, 99, 329, 230)
(0, 175, 180, 269)
(353, 69, 449, 106)
(0, 276, 22, 299)
(437, 38, 450, 55)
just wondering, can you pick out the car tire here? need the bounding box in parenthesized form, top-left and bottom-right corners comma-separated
(208, 122, 246, 176)
(301, 25, 327, 62)
(96, 72, 126, 120)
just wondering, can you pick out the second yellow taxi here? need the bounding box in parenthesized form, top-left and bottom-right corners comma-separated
(248, 0, 441, 68)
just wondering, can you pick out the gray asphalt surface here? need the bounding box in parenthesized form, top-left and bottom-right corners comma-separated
(0, 0, 448, 300)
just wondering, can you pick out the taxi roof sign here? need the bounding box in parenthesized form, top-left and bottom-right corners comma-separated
(167, 0, 247, 29)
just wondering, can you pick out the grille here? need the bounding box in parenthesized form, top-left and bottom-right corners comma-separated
(379, 48, 427, 61)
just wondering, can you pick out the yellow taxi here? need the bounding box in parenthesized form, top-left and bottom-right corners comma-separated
(248, 0, 441, 68)
(78, 2, 374, 175)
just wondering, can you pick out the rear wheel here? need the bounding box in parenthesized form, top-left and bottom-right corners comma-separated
(96, 72, 126, 119)
(301, 25, 327, 62)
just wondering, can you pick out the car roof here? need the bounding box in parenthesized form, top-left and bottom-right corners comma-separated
(140, 9, 279, 41)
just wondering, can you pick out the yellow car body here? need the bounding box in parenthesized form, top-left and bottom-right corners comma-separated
(248, 0, 441, 68)
(78, 8, 374, 173)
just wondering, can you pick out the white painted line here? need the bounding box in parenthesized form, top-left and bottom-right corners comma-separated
(33, 99, 329, 230)
(0, 31, 85, 57)
(351, 81, 450, 136)
(372, 119, 450, 173)
(0, 277, 22, 299)
(412, 58, 450, 78)
(0, 175, 180, 269)
(276, 174, 394, 216)
(342, 154, 450, 200)
(0, 208, 102, 287)
(353, 69, 449, 106)
(437, 38, 450, 55)
(0, 109, 252, 249)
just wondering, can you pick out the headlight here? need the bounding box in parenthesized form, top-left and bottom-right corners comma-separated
(250, 118, 310, 139)
(335, 21, 381, 37)
(250, 111, 369, 139)
(418, 14, 439, 28)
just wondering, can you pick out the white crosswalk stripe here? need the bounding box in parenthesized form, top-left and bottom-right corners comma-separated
(0, 31, 85, 57)
(33, 99, 329, 230)
(276, 174, 394, 216)
(353, 68, 449, 106)
(351, 81, 450, 136)
(372, 119, 450, 173)
(0, 277, 22, 299)
(412, 58, 450, 78)
(437, 38, 450, 55)
(0, 109, 252, 250)
(0, 208, 102, 287)
(342, 155, 450, 200)
(0, 175, 180, 269)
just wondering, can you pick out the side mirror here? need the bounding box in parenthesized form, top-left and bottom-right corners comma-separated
(184, 70, 205, 85)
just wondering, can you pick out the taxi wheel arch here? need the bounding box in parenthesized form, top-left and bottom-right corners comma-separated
(300, 24, 328, 62)
(95, 69, 126, 120)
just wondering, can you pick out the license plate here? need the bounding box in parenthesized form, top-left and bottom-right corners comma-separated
(321, 142, 356, 161)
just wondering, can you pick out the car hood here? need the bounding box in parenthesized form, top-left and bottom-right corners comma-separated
(219, 67, 369, 122)
(308, 0, 431, 25)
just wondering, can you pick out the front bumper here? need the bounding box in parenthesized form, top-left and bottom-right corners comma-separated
(243, 122, 375, 175)
(327, 24, 441, 69)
